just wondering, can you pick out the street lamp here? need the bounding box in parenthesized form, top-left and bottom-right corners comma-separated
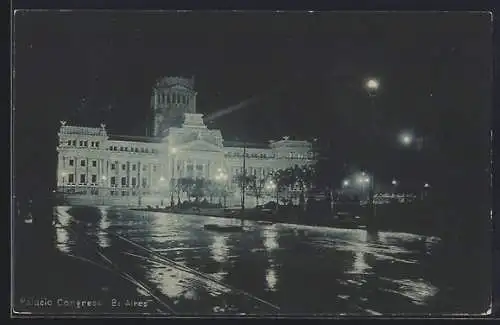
(398, 131, 414, 146)
(169, 147, 177, 207)
(214, 169, 229, 207)
(343, 179, 350, 187)
(364, 77, 380, 222)
(365, 78, 380, 96)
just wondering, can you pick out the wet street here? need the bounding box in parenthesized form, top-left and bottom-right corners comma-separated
(13, 205, 488, 316)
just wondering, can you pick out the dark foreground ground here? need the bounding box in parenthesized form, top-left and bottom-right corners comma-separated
(12, 205, 492, 317)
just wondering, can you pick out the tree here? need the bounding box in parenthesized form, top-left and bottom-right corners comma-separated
(271, 169, 290, 207)
(247, 175, 267, 207)
(235, 173, 253, 208)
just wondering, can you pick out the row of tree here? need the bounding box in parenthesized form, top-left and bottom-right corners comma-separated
(168, 164, 319, 208)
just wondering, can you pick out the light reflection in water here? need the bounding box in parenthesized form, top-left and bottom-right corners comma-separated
(149, 266, 197, 300)
(265, 266, 278, 292)
(210, 235, 229, 264)
(55, 206, 71, 253)
(97, 207, 111, 248)
(148, 263, 232, 301)
(262, 227, 279, 251)
(262, 227, 279, 292)
(351, 230, 371, 275)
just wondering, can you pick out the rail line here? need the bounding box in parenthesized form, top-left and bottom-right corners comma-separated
(54, 213, 281, 314)
(54, 218, 177, 314)
(105, 229, 281, 312)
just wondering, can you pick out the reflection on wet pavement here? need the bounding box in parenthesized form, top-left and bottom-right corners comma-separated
(54, 206, 444, 315)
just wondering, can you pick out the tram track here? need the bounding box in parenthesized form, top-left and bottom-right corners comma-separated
(54, 218, 177, 314)
(54, 212, 282, 315)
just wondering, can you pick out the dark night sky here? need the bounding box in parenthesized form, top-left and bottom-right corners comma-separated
(14, 11, 492, 199)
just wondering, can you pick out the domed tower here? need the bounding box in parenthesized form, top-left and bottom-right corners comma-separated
(151, 76, 197, 137)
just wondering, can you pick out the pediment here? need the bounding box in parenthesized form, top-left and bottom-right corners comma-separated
(177, 139, 222, 152)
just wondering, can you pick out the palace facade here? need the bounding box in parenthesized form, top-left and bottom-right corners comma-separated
(56, 76, 314, 207)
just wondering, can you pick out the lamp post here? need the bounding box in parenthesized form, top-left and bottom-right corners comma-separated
(364, 77, 380, 222)
(422, 182, 431, 200)
(101, 175, 107, 205)
(266, 179, 277, 208)
(241, 141, 247, 221)
(357, 174, 370, 203)
(169, 147, 177, 207)
(391, 178, 398, 196)
(159, 176, 165, 206)
(215, 168, 228, 208)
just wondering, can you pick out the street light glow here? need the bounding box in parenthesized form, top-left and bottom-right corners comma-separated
(399, 132, 414, 146)
(365, 78, 379, 91)
(266, 180, 277, 190)
(170, 147, 177, 154)
(101, 175, 107, 181)
(343, 180, 350, 187)
(424, 183, 430, 188)
(159, 176, 165, 182)
(392, 179, 397, 186)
